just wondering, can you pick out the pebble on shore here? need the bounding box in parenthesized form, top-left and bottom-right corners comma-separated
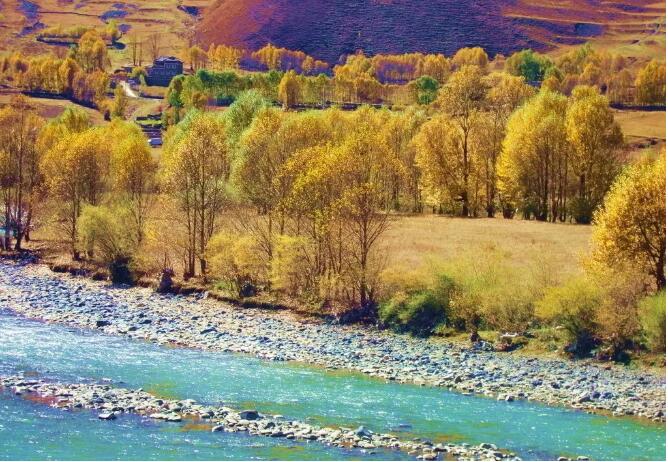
(0, 376, 519, 461)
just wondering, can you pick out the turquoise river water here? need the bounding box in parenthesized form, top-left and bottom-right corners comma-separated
(0, 312, 665, 460)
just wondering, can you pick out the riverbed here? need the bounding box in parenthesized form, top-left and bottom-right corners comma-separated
(0, 260, 665, 460)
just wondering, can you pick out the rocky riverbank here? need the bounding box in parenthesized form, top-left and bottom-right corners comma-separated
(0, 375, 516, 461)
(0, 260, 665, 423)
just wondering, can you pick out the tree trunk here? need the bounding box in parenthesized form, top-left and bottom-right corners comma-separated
(657, 251, 666, 290)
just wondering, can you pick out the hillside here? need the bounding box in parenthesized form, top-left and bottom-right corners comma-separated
(0, 1, 663, 65)
(195, 0, 666, 63)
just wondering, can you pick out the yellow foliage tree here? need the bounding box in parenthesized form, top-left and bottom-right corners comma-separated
(635, 59, 666, 105)
(41, 128, 110, 258)
(565, 86, 623, 222)
(278, 70, 301, 109)
(161, 112, 231, 276)
(592, 152, 666, 289)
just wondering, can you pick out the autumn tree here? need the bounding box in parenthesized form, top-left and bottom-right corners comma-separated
(147, 33, 162, 62)
(161, 112, 231, 276)
(635, 60, 666, 105)
(278, 70, 301, 109)
(330, 109, 404, 307)
(0, 96, 43, 250)
(380, 108, 426, 212)
(107, 121, 156, 245)
(41, 128, 110, 258)
(565, 86, 624, 223)
(110, 84, 128, 119)
(592, 152, 666, 289)
(498, 90, 570, 221)
(76, 30, 109, 72)
(452, 47, 489, 70)
(186, 45, 208, 71)
(480, 73, 534, 217)
(430, 65, 488, 216)
(234, 108, 331, 256)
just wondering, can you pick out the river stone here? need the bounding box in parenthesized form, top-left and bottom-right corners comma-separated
(355, 425, 373, 438)
(239, 410, 259, 420)
(98, 412, 116, 420)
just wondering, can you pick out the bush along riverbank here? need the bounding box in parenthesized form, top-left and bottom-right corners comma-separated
(0, 376, 517, 461)
(0, 259, 664, 423)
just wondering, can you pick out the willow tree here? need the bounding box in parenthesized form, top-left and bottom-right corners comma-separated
(161, 112, 230, 277)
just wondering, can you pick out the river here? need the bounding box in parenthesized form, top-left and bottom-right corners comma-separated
(0, 311, 664, 460)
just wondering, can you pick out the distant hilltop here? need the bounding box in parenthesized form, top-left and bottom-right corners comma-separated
(195, 0, 665, 62)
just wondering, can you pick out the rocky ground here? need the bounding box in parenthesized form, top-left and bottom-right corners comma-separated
(0, 375, 515, 461)
(0, 260, 665, 423)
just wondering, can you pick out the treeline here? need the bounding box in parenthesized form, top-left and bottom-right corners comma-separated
(172, 43, 330, 76)
(505, 45, 666, 106)
(1, 72, 665, 359)
(161, 44, 665, 119)
(37, 21, 122, 44)
(163, 66, 416, 122)
(0, 30, 112, 108)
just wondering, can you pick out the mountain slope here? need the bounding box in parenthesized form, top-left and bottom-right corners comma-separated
(196, 0, 665, 62)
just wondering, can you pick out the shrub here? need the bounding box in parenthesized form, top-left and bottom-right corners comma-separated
(593, 268, 644, 358)
(536, 276, 601, 356)
(207, 232, 267, 297)
(78, 204, 137, 284)
(379, 289, 447, 337)
(270, 235, 313, 297)
(435, 248, 540, 333)
(639, 290, 666, 353)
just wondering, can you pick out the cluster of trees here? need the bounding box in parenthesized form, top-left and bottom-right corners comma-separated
(505, 45, 666, 106)
(380, 151, 665, 358)
(179, 43, 330, 76)
(413, 67, 624, 224)
(1, 72, 665, 358)
(0, 30, 111, 108)
(37, 21, 121, 45)
(162, 43, 665, 125)
(0, 99, 154, 277)
(161, 95, 416, 310)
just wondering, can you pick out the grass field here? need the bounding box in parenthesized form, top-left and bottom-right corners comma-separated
(383, 215, 591, 283)
(614, 110, 666, 141)
(0, 0, 210, 68)
(0, 90, 106, 123)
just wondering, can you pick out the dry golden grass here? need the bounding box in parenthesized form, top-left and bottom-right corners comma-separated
(0, 90, 105, 123)
(383, 214, 591, 282)
(0, 0, 211, 68)
(614, 110, 666, 141)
